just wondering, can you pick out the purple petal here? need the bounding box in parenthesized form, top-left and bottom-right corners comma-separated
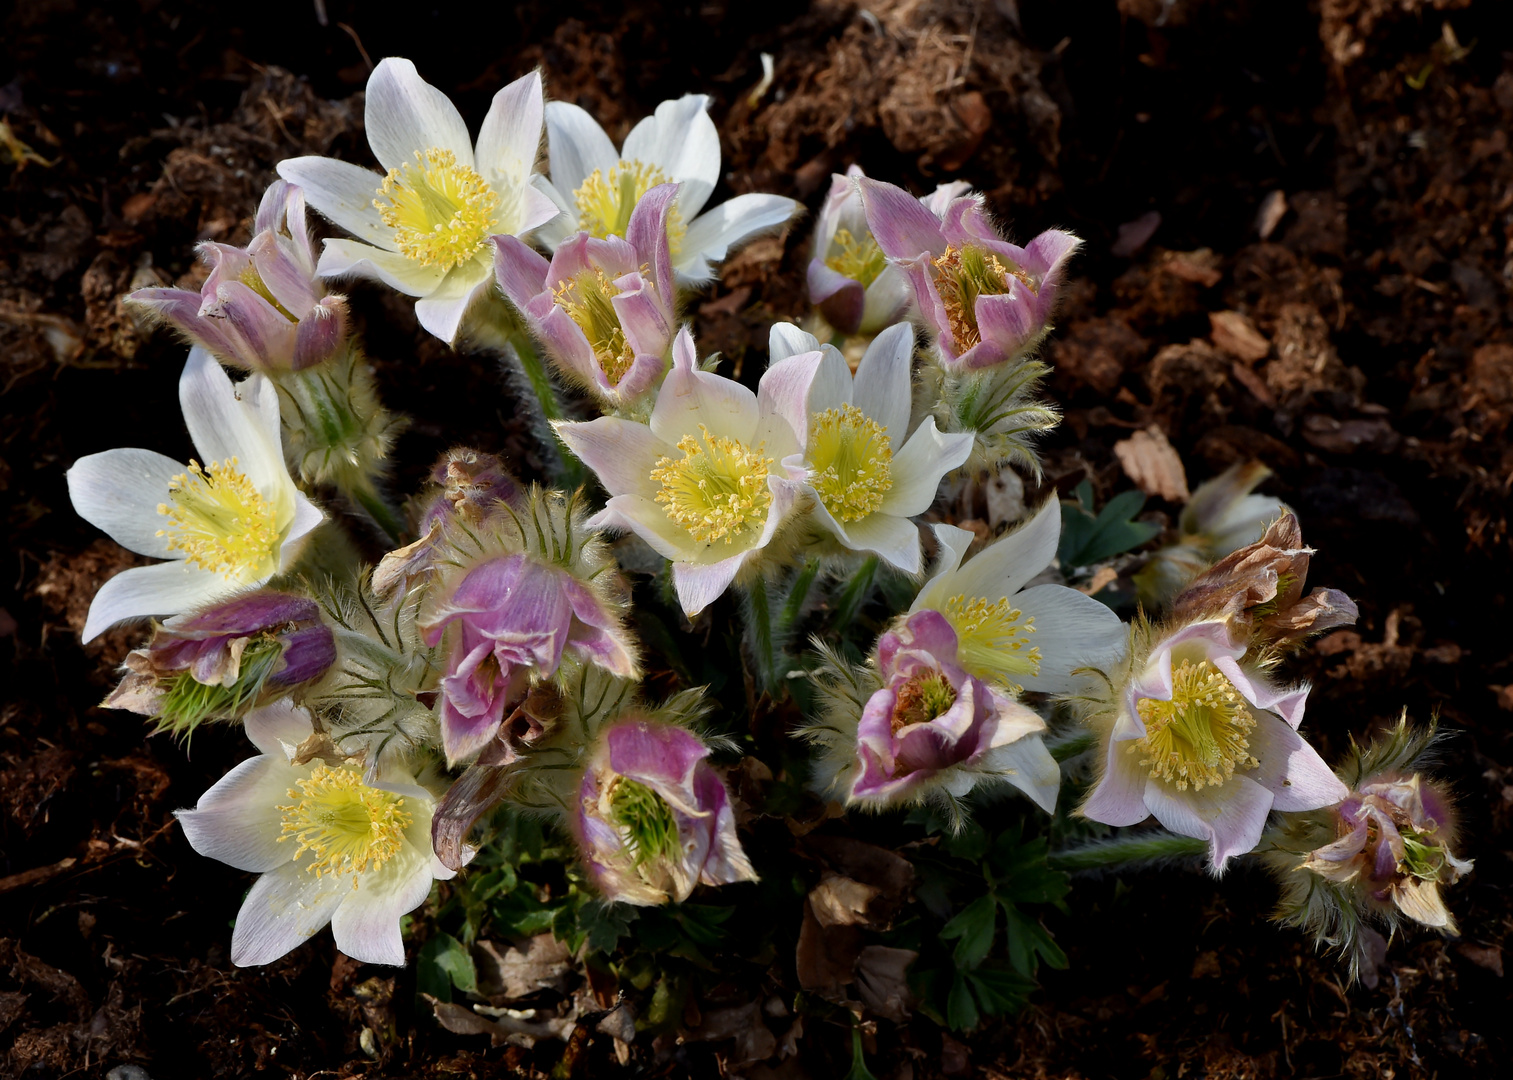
(611, 275, 674, 360)
(605, 719, 709, 793)
(247, 231, 321, 315)
(807, 259, 865, 336)
(974, 289, 1040, 355)
(562, 577, 637, 677)
(1079, 739, 1151, 827)
(857, 178, 948, 260)
(492, 235, 551, 310)
(291, 296, 348, 370)
(272, 623, 337, 687)
(627, 182, 679, 303)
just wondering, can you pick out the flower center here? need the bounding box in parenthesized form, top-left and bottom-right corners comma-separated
(573, 159, 687, 256)
(552, 268, 640, 386)
(943, 595, 1040, 683)
(808, 403, 893, 523)
(278, 764, 413, 883)
(1132, 659, 1259, 791)
(891, 669, 958, 734)
(931, 244, 1033, 351)
(825, 228, 888, 288)
(156, 458, 281, 580)
(604, 776, 681, 867)
(650, 425, 774, 545)
(374, 148, 499, 270)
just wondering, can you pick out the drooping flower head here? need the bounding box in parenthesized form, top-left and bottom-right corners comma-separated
(767, 321, 973, 573)
(66, 349, 324, 642)
(176, 701, 460, 966)
(130, 181, 350, 374)
(278, 59, 560, 343)
(495, 183, 677, 414)
(555, 327, 819, 616)
(573, 716, 757, 906)
(857, 178, 1079, 372)
(539, 94, 799, 284)
(106, 590, 335, 738)
(807, 165, 970, 337)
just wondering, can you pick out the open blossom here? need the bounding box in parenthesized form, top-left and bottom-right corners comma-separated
(768, 322, 973, 573)
(857, 177, 1079, 371)
(573, 717, 757, 905)
(177, 701, 460, 966)
(555, 327, 818, 616)
(130, 181, 349, 374)
(66, 349, 323, 642)
(495, 183, 677, 412)
(851, 609, 1058, 811)
(914, 502, 1128, 695)
(808, 165, 970, 336)
(278, 58, 559, 343)
(538, 93, 799, 283)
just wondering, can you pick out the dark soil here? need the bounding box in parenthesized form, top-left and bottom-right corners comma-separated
(3, 0, 1511, 1076)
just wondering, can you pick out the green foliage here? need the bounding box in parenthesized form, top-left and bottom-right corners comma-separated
(416, 932, 477, 1003)
(1059, 480, 1160, 568)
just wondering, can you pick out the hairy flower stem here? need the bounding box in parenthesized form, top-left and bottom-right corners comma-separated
(1049, 729, 1097, 762)
(744, 574, 778, 696)
(832, 555, 879, 632)
(1047, 833, 1210, 873)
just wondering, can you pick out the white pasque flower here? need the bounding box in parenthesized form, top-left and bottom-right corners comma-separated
(555, 326, 817, 617)
(177, 701, 459, 967)
(278, 58, 560, 344)
(767, 321, 973, 573)
(66, 349, 323, 643)
(917, 501, 1128, 694)
(538, 93, 799, 283)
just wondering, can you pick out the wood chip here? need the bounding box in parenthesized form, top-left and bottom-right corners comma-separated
(1114, 426, 1189, 502)
(1209, 310, 1270, 362)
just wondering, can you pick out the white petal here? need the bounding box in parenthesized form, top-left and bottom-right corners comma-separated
(829, 511, 921, 573)
(230, 860, 347, 967)
(852, 322, 914, 443)
(918, 498, 1059, 612)
(544, 101, 619, 206)
(318, 238, 444, 297)
(276, 156, 392, 249)
(176, 754, 292, 873)
(280, 493, 325, 564)
(67, 449, 185, 559)
(677, 194, 800, 282)
(757, 348, 844, 455)
(413, 265, 492, 344)
(178, 351, 278, 480)
(330, 841, 434, 966)
(475, 70, 544, 186)
(672, 554, 745, 617)
(1248, 714, 1350, 812)
(622, 94, 720, 218)
(555, 417, 668, 498)
(364, 57, 474, 173)
(245, 699, 315, 756)
(1145, 774, 1273, 872)
(1012, 584, 1128, 695)
(768, 321, 821, 363)
(82, 560, 233, 643)
(601, 493, 698, 562)
(976, 734, 1059, 813)
(881, 417, 973, 517)
(528, 175, 578, 248)
(650, 353, 760, 446)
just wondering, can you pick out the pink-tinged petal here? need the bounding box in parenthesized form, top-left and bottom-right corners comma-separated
(475, 70, 544, 184)
(563, 578, 637, 677)
(1080, 741, 1151, 827)
(974, 288, 1040, 355)
(542, 230, 599, 284)
(626, 182, 679, 302)
(1144, 774, 1274, 873)
(67, 448, 184, 559)
(364, 57, 474, 173)
(851, 322, 914, 442)
(882, 418, 973, 518)
(1024, 229, 1081, 322)
(329, 840, 434, 966)
(129, 286, 247, 364)
(649, 327, 760, 445)
(606, 720, 708, 792)
(1011, 584, 1129, 695)
(608, 349, 667, 405)
(1247, 714, 1349, 812)
(894, 254, 957, 359)
(554, 417, 668, 497)
(176, 755, 292, 873)
(672, 555, 745, 616)
(212, 280, 297, 366)
(1155, 619, 1245, 663)
(757, 348, 837, 452)
(291, 297, 348, 371)
(949, 339, 1011, 372)
(696, 769, 759, 886)
(244, 699, 315, 756)
(247, 231, 321, 314)
(808, 259, 866, 336)
(857, 178, 948, 260)
(276, 156, 393, 250)
(921, 181, 973, 218)
(611, 277, 673, 359)
(1212, 655, 1310, 730)
(492, 234, 550, 309)
(230, 861, 347, 966)
(531, 302, 599, 385)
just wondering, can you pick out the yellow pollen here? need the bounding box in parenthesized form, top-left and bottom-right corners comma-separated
(552, 268, 642, 386)
(278, 765, 413, 885)
(1130, 659, 1260, 791)
(573, 159, 687, 256)
(944, 594, 1041, 683)
(374, 148, 499, 270)
(650, 425, 773, 545)
(891, 669, 958, 734)
(808, 403, 892, 522)
(931, 244, 1034, 351)
(825, 228, 888, 288)
(155, 458, 281, 580)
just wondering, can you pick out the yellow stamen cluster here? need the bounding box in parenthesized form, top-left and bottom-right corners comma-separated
(1131, 659, 1260, 791)
(930, 244, 1033, 350)
(278, 765, 413, 885)
(552, 269, 640, 386)
(574, 159, 687, 255)
(808, 403, 892, 523)
(374, 148, 499, 270)
(944, 594, 1040, 682)
(825, 228, 888, 288)
(156, 458, 280, 579)
(891, 669, 958, 734)
(650, 425, 773, 545)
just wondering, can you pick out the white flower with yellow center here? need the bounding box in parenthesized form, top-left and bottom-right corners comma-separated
(66, 349, 323, 643)
(277, 58, 561, 343)
(555, 326, 818, 616)
(914, 501, 1127, 694)
(767, 322, 973, 573)
(176, 701, 460, 967)
(537, 94, 800, 283)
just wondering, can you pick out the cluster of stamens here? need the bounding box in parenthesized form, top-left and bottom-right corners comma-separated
(374, 148, 499, 270)
(944, 594, 1041, 681)
(552, 268, 643, 386)
(825, 228, 888, 288)
(650, 426, 773, 545)
(278, 765, 413, 885)
(890, 669, 959, 734)
(1131, 659, 1259, 791)
(808, 404, 893, 522)
(574, 159, 687, 254)
(930, 244, 1033, 350)
(604, 775, 682, 867)
(156, 457, 280, 579)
